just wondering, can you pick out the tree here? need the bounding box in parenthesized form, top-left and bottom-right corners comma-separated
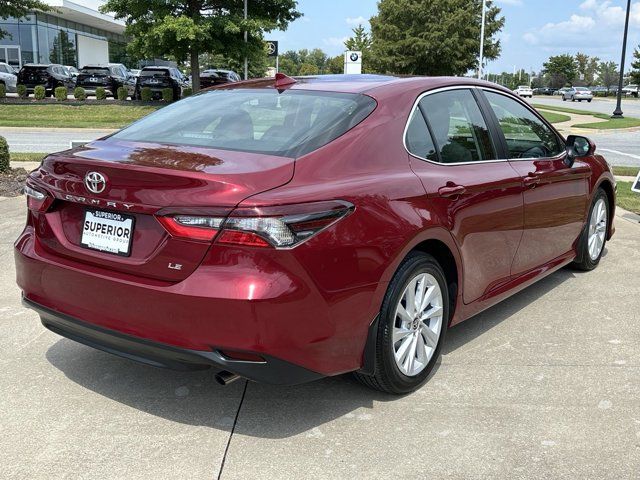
(201, 51, 267, 78)
(327, 55, 344, 74)
(298, 63, 319, 76)
(575, 52, 600, 85)
(542, 54, 577, 88)
(50, 30, 76, 65)
(100, 0, 301, 91)
(369, 0, 504, 75)
(278, 48, 331, 75)
(344, 24, 376, 73)
(598, 61, 619, 89)
(631, 45, 640, 85)
(0, 0, 51, 40)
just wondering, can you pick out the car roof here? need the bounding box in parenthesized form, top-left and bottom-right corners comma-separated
(217, 74, 514, 97)
(142, 66, 172, 70)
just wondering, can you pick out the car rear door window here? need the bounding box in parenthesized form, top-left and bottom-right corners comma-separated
(484, 91, 563, 159)
(419, 89, 496, 163)
(405, 109, 437, 161)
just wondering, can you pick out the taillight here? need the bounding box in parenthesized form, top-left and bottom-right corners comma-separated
(24, 184, 53, 212)
(156, 215, 224, 242)
(156, 200, 353, 248)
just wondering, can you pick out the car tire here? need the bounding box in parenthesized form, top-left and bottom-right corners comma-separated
(571, 188, 609, 271)
(563, 96, 567, 101)
(588, 99, 592, 103)
(353, 251, 449, 394)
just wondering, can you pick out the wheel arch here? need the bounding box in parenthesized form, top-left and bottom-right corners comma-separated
(595, 177, 616, 240)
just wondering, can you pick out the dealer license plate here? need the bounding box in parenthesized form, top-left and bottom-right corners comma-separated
(80, 210, 135, 257)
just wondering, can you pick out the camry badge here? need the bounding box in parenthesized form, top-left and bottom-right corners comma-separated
(85, 171, 107, 194)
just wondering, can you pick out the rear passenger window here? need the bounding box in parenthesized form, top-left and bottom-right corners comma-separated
(405, 109, 437, 161)
(418, 89, 496, 163)
(484, 91, 563, 159)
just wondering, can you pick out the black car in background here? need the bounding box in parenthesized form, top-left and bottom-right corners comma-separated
(75, 64, 136, 98)
(135, 66, 189, 100)
(200, 69, 241, 89)
(17, 64, 75, 96)
(534, 87, 554, 95)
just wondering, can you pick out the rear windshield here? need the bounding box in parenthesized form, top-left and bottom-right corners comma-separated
(22, 66, 48, 71)
(141, 69, 169, 77)
(575, 87, 589, 92)
(111, 89, 377, 158)
(81, 67, 110, 74)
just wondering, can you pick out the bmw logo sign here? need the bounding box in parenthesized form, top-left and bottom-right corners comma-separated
(350, 53, 359, 62)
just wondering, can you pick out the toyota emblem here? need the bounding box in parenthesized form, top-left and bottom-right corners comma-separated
(85, 171, 107, 194)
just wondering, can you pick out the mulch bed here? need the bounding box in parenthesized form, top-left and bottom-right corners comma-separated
(0, 168, 28, 197)
(0, 97, 158, 106)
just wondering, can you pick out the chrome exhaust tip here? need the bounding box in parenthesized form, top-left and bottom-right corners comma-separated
(215, 370, 241, 386)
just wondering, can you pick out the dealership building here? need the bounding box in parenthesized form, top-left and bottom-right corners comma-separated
(0, 0, 127, 70)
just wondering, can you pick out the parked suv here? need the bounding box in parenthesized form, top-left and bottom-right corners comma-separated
(16, 64, 75, 96)
(136, 66, 188, 100)
(76, 64, 135, 98)
(0, 61, 17, 93)
(200, 69, 241, 89)
(16, 75, 616, 394)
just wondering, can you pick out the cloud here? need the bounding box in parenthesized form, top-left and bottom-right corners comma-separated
(494, 0, 523, 5)
(346, 16, 368, 26)
(323, 36, 349, 47)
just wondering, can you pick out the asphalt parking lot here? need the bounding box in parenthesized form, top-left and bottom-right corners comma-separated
(1, 195, 640, 480)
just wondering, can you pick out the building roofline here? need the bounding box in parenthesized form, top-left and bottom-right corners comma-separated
(42, 0, 125, 35)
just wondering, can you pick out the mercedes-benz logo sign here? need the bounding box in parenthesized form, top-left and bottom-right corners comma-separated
(267, 42, 277, 55)
(85, 171, 107, 194)
(350, 53, 359, 62)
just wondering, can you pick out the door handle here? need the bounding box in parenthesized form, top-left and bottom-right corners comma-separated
(438, 185, 467, 198)
(523, 175, 540, 188)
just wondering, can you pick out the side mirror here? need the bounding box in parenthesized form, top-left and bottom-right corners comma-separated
(565, 135, 595, 167)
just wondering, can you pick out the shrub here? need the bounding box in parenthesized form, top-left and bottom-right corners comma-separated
(74, 87, 86, 100)
(0, 83, 6, 98)
(0, 135, 9, 173)
(17, 84, 27, 99)
(95, 87, 107, 100)
(182, 87, 192, 98)
(161, 88, 173, 102)
(34, 85, 46, 100)
(117, 86, 128, 101)
(54, 86, 67, 101)
(140, 87, 152, 102)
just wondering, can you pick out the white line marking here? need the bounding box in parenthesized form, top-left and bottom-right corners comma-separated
(600, 148, 640, 160)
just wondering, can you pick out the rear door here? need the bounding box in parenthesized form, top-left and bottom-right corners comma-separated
(406, 88, 524, 304)
(479, 89, 590, 275)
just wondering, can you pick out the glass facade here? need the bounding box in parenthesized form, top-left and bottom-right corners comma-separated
(0, 12, 127, 68)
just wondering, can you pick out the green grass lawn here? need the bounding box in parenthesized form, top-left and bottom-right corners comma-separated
(616, 181, 640, 214)
(532, 103, 640, 130)
(532, 104, 610, 118)
(539, 111, 571, 124)
(612, 166, 640, 177)
(11, 152, 47, 162)
(0, 104, 159, 129)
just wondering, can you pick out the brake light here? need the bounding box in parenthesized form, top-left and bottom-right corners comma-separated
(157, 215, 224, 242)
(157, 201, 354, 248)
(24, 184, 53, 212)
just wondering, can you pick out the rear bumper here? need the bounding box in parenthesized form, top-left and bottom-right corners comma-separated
(24, 296, 322, 385)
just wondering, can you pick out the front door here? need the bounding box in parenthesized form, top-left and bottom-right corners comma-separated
(480, 90, 590, 275)
(406, 88, 525, 304)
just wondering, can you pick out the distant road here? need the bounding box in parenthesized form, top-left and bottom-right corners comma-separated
(3, 127, 115, 153)
(529, 96, 640, 118)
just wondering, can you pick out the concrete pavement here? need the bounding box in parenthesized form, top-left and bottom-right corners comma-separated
(1, 127, 115, 153)
(1, 194, 640, 479)
(531, 96, 640, 118)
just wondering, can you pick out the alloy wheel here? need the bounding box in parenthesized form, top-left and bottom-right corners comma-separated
(392, 273, 443, 377)
(588, 198, 607, 260)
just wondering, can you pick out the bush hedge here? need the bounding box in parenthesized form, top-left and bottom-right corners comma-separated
(17, 84, 27, 99)
(54, 86, 67, 101)
(74, 87, 86, 100)
(162, 88, 173, 102)
(34, 85, 46, 100)
(0, 135, 9, 173)
(0, 83, 6, 99)
(140, 87, 152, 102)
(96, 87, 107, 100)
(182, 87, 192, 98)
(117, 86, 128, 101)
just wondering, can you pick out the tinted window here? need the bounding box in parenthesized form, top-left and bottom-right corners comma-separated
(111, 89, 377, 158)
(405, 109, 437, 161)
(484, 91, 563, 159)
(419, 89, 495, 163)
(81, 67, 110, 75)
(141, 69, 169, 77)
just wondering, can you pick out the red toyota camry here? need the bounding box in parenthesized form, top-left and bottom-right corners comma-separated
(15, 74, 615, 394)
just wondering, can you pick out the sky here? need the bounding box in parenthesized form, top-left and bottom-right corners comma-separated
(86, 0, 640, 74)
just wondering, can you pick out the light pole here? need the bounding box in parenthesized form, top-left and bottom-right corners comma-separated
(612, 0, 631, 118)
(244, 0, 248, 80)
(478, 0, 487, 79)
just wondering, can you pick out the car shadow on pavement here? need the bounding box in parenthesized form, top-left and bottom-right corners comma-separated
(44, 264, 583, 439)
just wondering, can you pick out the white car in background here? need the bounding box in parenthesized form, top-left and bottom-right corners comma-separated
(562, 87, 593, 102)
(0, 61, 17, 93)
(622, 84, 639, 97)
(513, 85, 533, 98)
